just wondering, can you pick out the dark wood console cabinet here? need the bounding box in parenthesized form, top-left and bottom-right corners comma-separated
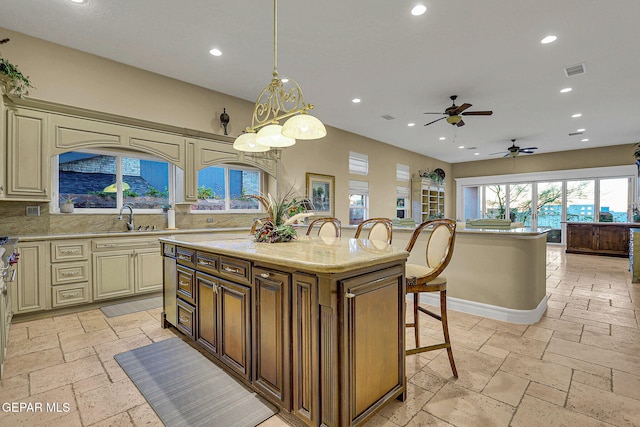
(566, 222, 631, 257)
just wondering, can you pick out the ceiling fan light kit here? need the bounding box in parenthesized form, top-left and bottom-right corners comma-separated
(233, 0, 326, 153)
(424, 95, 493, 128)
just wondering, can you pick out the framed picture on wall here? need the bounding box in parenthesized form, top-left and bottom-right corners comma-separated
(306, 173, 335, 217)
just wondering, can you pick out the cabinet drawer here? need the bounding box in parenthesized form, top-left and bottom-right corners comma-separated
(92, 237, 159, 251)
(177, 265, 196, 305)
(176, 247, 196, 268)
(163, 243, 176, 257)
(51, 261, 90, 285)
(52, 282, 91, 307)
(196, 252, 218, 275)
(177, 298, 196, 339)
(51, 240, 89, 262)
(219, 256, 251, 285)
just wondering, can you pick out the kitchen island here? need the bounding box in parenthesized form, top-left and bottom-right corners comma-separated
(159, 234, 409, 427)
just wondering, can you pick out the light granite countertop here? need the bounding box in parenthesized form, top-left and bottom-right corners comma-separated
(16, 227, 249, 242)
(160, 234, 409, 274)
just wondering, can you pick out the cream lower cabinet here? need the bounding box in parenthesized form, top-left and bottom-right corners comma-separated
(92, 237, 162, 301)
(12, 242, 49, 314)
(50, 240, 91, 308)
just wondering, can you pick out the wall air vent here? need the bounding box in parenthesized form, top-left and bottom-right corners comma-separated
(564, 63, 586, 77)
(381, 114, 395, 120)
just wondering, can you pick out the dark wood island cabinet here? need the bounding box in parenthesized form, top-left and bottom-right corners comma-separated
(566, 222, 633, 257)
(160, 234, 409, 427)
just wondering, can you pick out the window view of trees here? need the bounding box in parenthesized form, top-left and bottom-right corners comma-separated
(58, 151, 170, 210)
(192, 166, 260, 211)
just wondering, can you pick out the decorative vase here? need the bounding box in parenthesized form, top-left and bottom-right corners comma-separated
(60, 202, 74, 213)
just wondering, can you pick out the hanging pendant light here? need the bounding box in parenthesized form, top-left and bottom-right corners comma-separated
(233, 132, 270, 152)
(232, 0, 326, 152)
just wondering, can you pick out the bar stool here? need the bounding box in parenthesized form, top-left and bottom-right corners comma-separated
(306, 217, 341, 237)
(354, 218, 393, 244)
(404, 218, 458, 377)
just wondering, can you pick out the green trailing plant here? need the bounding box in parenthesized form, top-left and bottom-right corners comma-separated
(633, 142, 640, 162)
(0, 38, 34, 97)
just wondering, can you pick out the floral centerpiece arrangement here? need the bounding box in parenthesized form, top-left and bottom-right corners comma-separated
(249, 188, 314, 243)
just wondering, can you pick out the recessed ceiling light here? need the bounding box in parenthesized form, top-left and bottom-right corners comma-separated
(411, 5, 427, 16)
(458, 145, 465, 149)
(560, 87, 572, 93)
(209, 48, 222, 56)
(474, 152, 480, 156)
(540, 35, 557, 44)
(439, 137, 446, 140)
(577, 128, 586, 132)
(407, 123, 415, 127)
(572, 113, 582, 118)
(67, 0, 86, 3)
(352, 98, 361, 103)
(581, 138, 589, 142)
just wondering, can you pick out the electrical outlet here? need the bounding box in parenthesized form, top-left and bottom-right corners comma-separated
(206, 218, 214, 223)
(26, 206, 41, 216)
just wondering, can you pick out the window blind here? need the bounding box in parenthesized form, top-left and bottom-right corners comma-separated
(396, 186, 410, 198)
(396, 163, 410, 181)
(349, 151, 368, 175)
(349, 179, 369, 195)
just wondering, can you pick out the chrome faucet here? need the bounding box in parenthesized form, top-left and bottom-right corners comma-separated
(118, 204, 135, 230)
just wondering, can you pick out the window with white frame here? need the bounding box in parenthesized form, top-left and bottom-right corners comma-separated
(53, 149, 173, 212)
(396, 186, 410, 219)
(191, 165, 261, 212)
(349, 151, 368, 175)
(349, 180, 369, 225)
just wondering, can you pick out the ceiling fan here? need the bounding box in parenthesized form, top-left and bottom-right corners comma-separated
(423, 95, 493, 127)
(490, 139, 538, 158)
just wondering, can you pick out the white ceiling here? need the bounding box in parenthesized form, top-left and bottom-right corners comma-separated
(1, 0, 639, 163)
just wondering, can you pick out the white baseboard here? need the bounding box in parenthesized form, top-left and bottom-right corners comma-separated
(412, 293, 547, 325)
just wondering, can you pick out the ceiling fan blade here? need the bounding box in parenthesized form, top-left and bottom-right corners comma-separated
(456, 119, 465, 127)
(461, 110, 494, 116)
(520, 150, 536, 154)
(423, 112, 446, 115)
(452, 103, 472, 115)
(503, 153, 511, 158)
(519, 147, 538, 151)
(424, 117, 446, 126)
(489, 151, 507, 156)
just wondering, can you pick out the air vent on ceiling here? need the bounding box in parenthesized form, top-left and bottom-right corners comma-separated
(381, 114, 395, 120)
(569, 131, 584, 136)
(564, 63, 586, 77)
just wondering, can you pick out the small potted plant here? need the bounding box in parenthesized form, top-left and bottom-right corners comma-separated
(60, 197, 75, 213)
(633, 142, 640, 166)
(0, 38, 34, 97)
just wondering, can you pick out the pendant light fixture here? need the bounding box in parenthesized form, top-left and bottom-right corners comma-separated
(233, 0, 326, 152)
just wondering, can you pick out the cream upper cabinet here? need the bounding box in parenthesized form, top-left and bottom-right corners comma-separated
(5, 108, 50, 200)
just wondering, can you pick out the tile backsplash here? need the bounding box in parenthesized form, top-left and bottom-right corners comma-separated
(0, 201, 254, 236)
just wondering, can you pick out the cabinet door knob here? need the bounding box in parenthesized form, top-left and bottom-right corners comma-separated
(345, 292, 356, 299)
(260, 273, 270, 278)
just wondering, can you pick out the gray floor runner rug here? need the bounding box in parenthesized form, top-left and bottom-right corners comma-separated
(114, 337, 277, 427)
(100, 296, 163, 318)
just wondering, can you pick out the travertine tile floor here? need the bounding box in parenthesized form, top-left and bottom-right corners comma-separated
(1, 246, 639, 426)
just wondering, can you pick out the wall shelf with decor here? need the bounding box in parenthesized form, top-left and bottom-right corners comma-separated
(411, 177, 445, 224)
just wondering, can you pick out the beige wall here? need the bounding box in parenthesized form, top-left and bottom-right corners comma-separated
(0, 27, 450, 235)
